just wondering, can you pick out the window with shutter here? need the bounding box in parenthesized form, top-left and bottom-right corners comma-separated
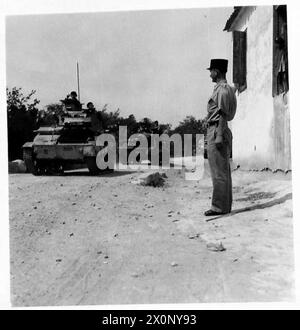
(233, 30, 247, 93)
(273, 5, 289, 96)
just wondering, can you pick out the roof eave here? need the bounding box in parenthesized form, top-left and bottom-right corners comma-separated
(223, 6, 254, 32)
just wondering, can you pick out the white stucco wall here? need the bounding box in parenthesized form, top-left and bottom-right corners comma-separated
(229, 6, 275, 169)
(273, 92, 291, 170)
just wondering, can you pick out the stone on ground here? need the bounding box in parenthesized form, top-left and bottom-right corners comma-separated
(9, 159, 27, 173)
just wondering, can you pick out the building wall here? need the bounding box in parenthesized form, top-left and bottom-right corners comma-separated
(228, 6, 291, 170)
(273, 92, 291, 170)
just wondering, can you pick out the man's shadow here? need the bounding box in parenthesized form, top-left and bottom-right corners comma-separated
(62, 170, 137, 177)
(206, 193, 292, 222)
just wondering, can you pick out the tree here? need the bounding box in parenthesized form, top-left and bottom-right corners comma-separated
(37, 103, 64, 127)
(172, 116, 206, 156)
(99, 106, 121, 133)
(7, 87, 40, 112)
(138, 117, 153, 133)
(118, 114, 139, 136)
(173, 115, 206, 135)
(45, 103, 64, 116)
(157, 123, 172, 135)
(7, 87, 40, 161)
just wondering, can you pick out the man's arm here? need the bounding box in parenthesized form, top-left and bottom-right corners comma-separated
(216, 114, 226, 138)
(215, 86, 230, 146)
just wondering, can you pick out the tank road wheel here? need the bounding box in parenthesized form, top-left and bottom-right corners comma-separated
(58, 163, 65, 176)
(53, 162, 65, 176)
(23, 148, 35, 174)
(85, 157, 101, 175)
(45, 161, 63, 176)
(33, 160, 45, 176)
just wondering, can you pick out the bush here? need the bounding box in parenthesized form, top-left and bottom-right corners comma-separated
(7, 87, 40, 161)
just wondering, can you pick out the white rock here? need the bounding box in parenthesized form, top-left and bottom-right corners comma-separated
(8, 159, 26, 173)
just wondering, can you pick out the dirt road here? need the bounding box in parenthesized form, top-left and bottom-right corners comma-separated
(9, 166, 294, 306)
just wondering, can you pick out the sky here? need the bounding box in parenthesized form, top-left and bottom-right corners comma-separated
(6, 7, 233, 127)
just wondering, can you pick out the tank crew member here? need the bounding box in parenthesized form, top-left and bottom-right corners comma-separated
(85, 101, 96, 115)
(65, 91, 82, 111)
(85, 102, 103, 135)
(204, 59, 237, 216)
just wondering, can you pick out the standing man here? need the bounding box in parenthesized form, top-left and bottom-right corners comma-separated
(204, 59, 237, 216)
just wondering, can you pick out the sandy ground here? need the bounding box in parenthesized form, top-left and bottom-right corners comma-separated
(9, 162, 294, 306)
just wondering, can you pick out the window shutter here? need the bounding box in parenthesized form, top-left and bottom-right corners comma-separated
(233, 31, 240, 84)
(273, 5, 289, 96)
(272, 7, 279, 96)
(233, 31, 247, 89)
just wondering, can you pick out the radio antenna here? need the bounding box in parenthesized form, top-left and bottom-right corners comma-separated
(77, 62, 80, 102)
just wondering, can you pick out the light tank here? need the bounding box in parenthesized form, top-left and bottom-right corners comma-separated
(22, 97, 113, 175)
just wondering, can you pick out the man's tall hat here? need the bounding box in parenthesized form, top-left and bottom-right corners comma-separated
(207, 59, 228, 73)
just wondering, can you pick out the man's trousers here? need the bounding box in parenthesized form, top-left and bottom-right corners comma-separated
(207, 125, 232, 213)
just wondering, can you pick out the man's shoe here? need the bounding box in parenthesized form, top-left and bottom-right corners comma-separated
(204, 209, 224, 216)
